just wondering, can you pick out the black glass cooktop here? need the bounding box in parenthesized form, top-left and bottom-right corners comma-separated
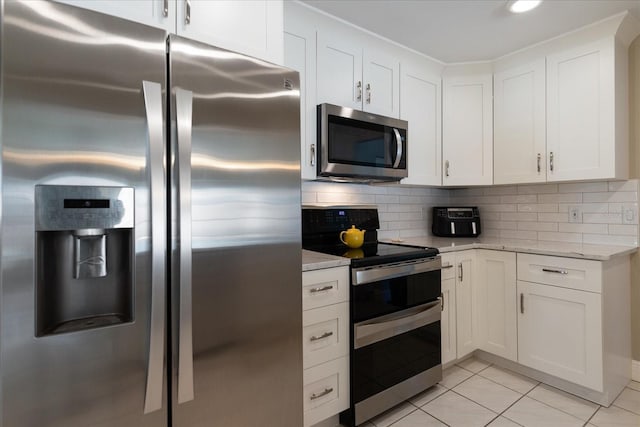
(304, 242, 439, 269)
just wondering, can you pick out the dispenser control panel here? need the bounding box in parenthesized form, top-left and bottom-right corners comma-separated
(35, 185, 134, 231)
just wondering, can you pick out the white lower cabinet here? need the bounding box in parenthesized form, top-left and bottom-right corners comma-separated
(440, 257, 457, 365)
(475, 250, 517, 362)
(517, 279, 602, 390)
(302, 266, 350, 427)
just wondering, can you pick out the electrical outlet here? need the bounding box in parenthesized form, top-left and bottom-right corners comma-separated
(569, 206, 582, 223)
(623, 203, 638, 224)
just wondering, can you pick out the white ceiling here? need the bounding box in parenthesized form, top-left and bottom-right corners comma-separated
(300, 0, 640, 63)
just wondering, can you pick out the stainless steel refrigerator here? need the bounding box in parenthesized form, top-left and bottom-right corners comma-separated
(0, 1, 302, 426)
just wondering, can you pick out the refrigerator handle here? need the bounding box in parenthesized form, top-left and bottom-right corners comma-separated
(142, 81, 166, 414)
(176, 88, 195, 404)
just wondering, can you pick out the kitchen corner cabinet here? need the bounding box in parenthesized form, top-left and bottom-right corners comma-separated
(302, 266, 350, 427)
(400, 63, 442, 186)
(475, 250, 517, 362)
(317, 31, 400, 118)
(546, 37, 627, 181)
(284, 26, 317, 180)
(54, 0, 284, 65)
(442, 74, 493, 186)
(493, 59, 546, 185)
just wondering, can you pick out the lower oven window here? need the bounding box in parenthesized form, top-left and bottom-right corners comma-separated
(353, 319, 441, 403)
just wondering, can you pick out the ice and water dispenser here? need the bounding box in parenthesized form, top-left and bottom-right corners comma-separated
(34, 185, 135, 336)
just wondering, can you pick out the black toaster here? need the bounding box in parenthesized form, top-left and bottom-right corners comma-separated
(432, 207, 481, 237)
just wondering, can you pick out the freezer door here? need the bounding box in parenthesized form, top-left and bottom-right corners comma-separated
(168, 35, 303, 426)
(0, 2, 168, 426)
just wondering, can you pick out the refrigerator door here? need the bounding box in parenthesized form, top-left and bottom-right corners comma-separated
(0, 2, 168, 426)
(168, 35, 303, 426)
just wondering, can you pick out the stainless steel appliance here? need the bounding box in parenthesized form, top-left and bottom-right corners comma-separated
(317, 103, 408, 182)
(302, 206, 442, 426)
(432, 207, 481, 237)
(0, 2, 302, 426)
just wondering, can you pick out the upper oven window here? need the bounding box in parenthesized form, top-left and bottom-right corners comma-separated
(352, 269, 441, 323)
(327, 115, 407, 169)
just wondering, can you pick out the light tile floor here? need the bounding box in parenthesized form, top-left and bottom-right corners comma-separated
(359, 357, 640, 427)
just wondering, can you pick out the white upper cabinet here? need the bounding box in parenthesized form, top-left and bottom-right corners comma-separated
(55, 0, 284, 64)
(442, 73, 493, 186)
(494, 59, 546, 184)
(400, 62, 442, 186)
(316, 32, 363, 111)
(317, 32, 400, 117)
(176, 0, 283, 65)
(54, 0, 175, 31)
(284, 22, 317, 180)
(546, 37, 625, 181)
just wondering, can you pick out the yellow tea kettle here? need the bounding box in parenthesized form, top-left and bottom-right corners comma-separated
(339, 225, 365, 249)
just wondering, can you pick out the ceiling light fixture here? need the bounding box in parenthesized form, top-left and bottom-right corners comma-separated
(507, 0, 542, 14)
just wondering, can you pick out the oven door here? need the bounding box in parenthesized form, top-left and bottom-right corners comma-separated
(318, 103, 407, 181)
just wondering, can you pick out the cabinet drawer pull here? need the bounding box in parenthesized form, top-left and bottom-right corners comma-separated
(310, 143, 316, 167)
(184, 0, 191, 24)
(458, 263, 463, 282)
(520, 293, 524, 314)
(441, 263, 453, 269)
(549, 151, 554, 172)
(309, 285, 334, 293)
(537, 153, 541, 173)
(542, 268, 568, 275)
(310, 331, 333, 342)
(445, 160, 450, 177)
(310, 387, 333, 400)
(366, 83, 371, 104)
(356, 81, 362, 101)
(439, 293, 444, 311)
(163, 0, 169, 17)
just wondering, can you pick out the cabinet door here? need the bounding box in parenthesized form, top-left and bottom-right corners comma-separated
(316, 31, 363, 110)
(442, 74, 493, 186)
(455, 251, 476, 358)
(546, 38, 615, 181)
(400, 64, 442, 185)
(285, 28, 317, 180)
(362, 49, 400, 118)
(517, 280, 603, 391)
(494, 59, 546, 184)
(476, 251, 517, 361)
(54, 0, 175, 31)
(441, 276, 457, 365)
(176, 0, 284, 64)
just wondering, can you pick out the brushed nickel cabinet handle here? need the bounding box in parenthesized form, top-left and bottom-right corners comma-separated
(356, 81, 362, 101)
(309, 285, 333, 293)
(520, 293, 524, 314)
(439, 293, 444, 311)
(310, 331, 334, 342)
(542, 268, 568, 275)
(537, 153, 541, 173)
(310, 143, 316, 167)
(458, 263, 463, 282)
(310, 388, 334, 400)
(185, 0, 191, 24)
(549, 151, 554, 172)
(163, 0, 169, 17)
(445, 160, 450, 177)
(366, 83, 371, 104)
(441, 263, 453, 269)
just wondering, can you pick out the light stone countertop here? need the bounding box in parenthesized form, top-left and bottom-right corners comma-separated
(379, 236, 637, 261)
(302, 249, 351, 272)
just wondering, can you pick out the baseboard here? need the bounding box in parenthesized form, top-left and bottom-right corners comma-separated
(633, 360, 640, 382)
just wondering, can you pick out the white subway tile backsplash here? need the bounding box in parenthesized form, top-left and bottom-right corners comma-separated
(583, 192, 638, 203)
(302, 179, 639, 247)
(518, 184, 558, 194)
(608, 225, 638, 236)
(582, 213, 623, 224)
(538, 231, 582, 243)
(538, 193, 583, 204)
(558, 182, 608, 193)
(558, 223, 608, 235)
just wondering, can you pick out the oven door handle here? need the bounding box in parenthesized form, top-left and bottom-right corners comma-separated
(354, 300, 441, 349)
(353, 258, 441, 286)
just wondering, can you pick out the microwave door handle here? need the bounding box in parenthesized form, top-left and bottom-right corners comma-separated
(392, 128, 402, 168)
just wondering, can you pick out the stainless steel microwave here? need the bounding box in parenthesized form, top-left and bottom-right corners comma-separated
(317, 103, 408, 182)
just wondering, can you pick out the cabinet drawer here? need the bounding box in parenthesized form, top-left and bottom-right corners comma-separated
(303, 302, 349, 369)
(302, 267, 349, 310)
(440, 253, 456, 280)
(517, 253, 601, 293)
(303, 356, 349, 427)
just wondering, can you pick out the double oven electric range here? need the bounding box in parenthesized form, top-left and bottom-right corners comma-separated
(302, 206, 443, 426)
